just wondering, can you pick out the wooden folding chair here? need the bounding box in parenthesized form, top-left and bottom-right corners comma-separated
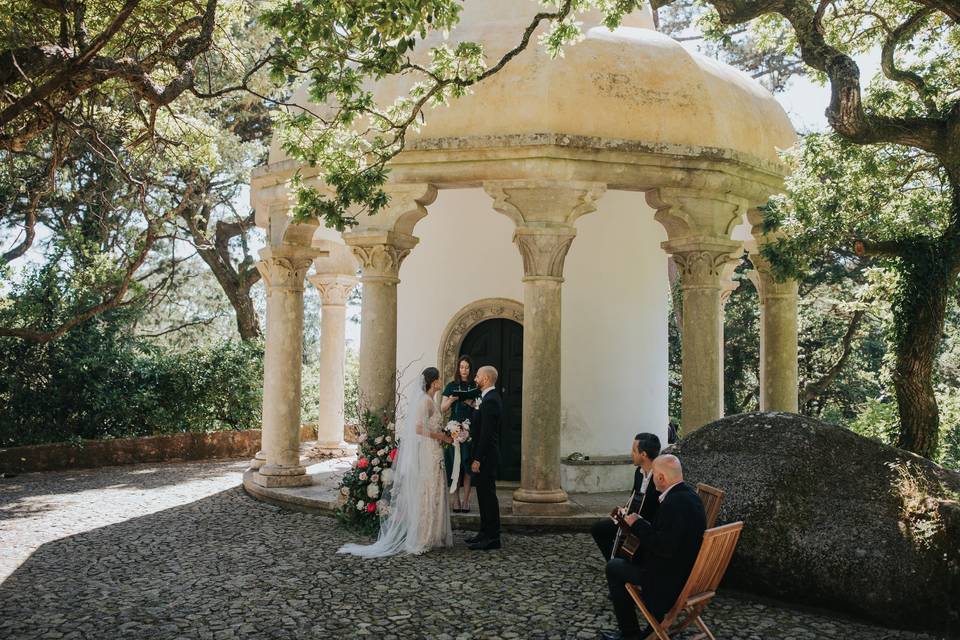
(696, 483, 725, 529)
(625, 521, 744, 640)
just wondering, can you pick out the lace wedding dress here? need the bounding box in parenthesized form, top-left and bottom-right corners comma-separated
(338, 391, 452, 557)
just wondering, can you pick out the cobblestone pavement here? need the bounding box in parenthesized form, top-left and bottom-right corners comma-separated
(0, 460, 945, 640)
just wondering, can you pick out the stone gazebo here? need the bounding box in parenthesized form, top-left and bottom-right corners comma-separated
(247, 3, 797, 516)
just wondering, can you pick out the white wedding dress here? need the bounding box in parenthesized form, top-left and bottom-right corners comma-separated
(338, 391, 452, 557)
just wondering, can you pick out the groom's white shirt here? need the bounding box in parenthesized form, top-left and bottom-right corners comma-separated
(481, 386, 495, 398)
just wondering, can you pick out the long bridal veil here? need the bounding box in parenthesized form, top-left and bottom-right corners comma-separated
(337, 390, 434, 557)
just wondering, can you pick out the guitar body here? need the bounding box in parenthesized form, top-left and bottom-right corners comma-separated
(610, 507, 643, 561)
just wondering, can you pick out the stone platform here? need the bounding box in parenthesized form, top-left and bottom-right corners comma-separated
(242, 456, 623, 531)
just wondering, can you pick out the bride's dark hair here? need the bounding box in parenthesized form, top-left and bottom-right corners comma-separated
(421, 367, 440, 392)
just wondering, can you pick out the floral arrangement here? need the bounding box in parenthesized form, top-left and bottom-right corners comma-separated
(335, 409, 398, 535)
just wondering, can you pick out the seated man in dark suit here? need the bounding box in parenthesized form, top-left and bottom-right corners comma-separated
(599, 455, 707, 640)
(591, 432, 662, 561)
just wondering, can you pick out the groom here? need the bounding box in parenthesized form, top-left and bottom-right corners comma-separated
(467, 365, 502, 550)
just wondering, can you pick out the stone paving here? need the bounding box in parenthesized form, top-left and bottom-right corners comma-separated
(0, 459, 946, 640)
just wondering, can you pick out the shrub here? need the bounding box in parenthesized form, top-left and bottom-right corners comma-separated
(0, 313, 263, 447)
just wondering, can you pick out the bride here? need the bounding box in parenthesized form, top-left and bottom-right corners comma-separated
(338, 367, 454, 557)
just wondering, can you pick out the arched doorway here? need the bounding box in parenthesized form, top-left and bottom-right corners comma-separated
(460, 318, 523, 481)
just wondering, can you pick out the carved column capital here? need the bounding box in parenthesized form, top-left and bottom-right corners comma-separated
(664, 239, 743, 290)
(513, 226, 578, 281)
(256, 251, 313, 293)
(343, 231, 418, 284)
(309, 274, 358, 306)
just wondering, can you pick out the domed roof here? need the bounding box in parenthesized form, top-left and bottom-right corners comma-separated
(270, 3, 795, 168)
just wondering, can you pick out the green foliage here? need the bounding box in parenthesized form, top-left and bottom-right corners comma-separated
(722, 267, 760, 415)
(0, 264, 263, 447)
(849, 388, 960, 471)
(335, 410, 398, 535)
(763, 133, 950, 284)
(262, 0, 471, 229)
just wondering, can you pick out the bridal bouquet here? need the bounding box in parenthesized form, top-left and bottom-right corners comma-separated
(443, 419, 470, 493)
(443, 418, 471, 446)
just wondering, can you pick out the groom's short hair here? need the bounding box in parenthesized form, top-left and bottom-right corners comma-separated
(479, 365, 498, 385)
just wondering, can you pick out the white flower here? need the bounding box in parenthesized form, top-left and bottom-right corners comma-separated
(375, 436, 384, 445)
(382, 469, 393, 484)
(371, 457, 381, 466)
(356, 500, 365, 511)
(385, 436, 393, 443)
(373, 466, 381, 474)
(340, 486, 349, 496)
(366, 484, 380, 499)
(370, 474, 380, 484)
(386, 422, 395, 431)
(377, 448, 386, 457)
(358, 472, 368, 481)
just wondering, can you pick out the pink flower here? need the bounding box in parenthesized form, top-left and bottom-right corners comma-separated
(358, 472, 368, 481)
(366, 502, 377, 513)
(388, 448, 398, 462)
(357, 458, 370, 469)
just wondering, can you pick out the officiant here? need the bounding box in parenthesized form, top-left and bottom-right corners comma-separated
(441, 355, 481, 513)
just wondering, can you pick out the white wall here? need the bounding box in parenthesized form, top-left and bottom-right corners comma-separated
(393, 187, 669, 458)
(561, 190, 669, 457)
(395, 188, 524, 407)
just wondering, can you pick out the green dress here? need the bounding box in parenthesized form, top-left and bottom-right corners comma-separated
(442, 381, 480, 487)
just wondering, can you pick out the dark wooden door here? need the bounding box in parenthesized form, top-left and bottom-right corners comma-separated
(459, 318, 523, 481)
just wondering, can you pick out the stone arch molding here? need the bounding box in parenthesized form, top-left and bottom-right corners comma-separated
(437, 298, 524, 382)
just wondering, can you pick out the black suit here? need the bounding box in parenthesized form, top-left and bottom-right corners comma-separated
(591, 467, 661, 560)
(605, 482, 706, 637)
(471, 389, 501, 542)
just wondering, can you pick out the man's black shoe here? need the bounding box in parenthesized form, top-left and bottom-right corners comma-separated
(467, 538, 501, 551)
(598, 631, 640, 640)
(465, 534, 484, 544)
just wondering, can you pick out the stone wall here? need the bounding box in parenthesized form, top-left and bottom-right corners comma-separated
(0, 426, 316, 474)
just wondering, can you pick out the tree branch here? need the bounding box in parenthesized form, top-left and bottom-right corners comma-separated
(0, 180, 196, 343)
(800, 309, 865, 404)
(880, 8, 938, 114)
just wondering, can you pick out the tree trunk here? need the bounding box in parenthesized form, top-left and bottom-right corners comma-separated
(892, 257, 951, 458)
(193, 247, 262, 341)
(181, 201, 263, 342)
(231, 283, 261, 340)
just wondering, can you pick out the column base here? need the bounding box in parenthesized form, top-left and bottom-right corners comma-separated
(252, 468, 313, 488)
(315, 440, 353, 450)
(249, 450, 266, 470)
(511, 487, 571, 516)
(512, 498, 575, 516)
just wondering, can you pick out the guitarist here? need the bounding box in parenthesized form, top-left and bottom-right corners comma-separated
(590, 432, 662, 561)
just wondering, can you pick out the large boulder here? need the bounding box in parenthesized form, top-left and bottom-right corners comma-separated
(671, 412, 960, 636)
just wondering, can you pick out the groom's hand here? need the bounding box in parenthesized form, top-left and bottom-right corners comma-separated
(471, 461, 480, 473)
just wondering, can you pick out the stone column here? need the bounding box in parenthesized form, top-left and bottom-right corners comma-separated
(752, 255, 800, 412)
(513, 225, 576, 511)
(308, 273, 358, 448)
(484, 180, 606, 515)
(344, 232, 417, 418)
(254, 249, 314, 487)
(663, 240, 743, 433)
